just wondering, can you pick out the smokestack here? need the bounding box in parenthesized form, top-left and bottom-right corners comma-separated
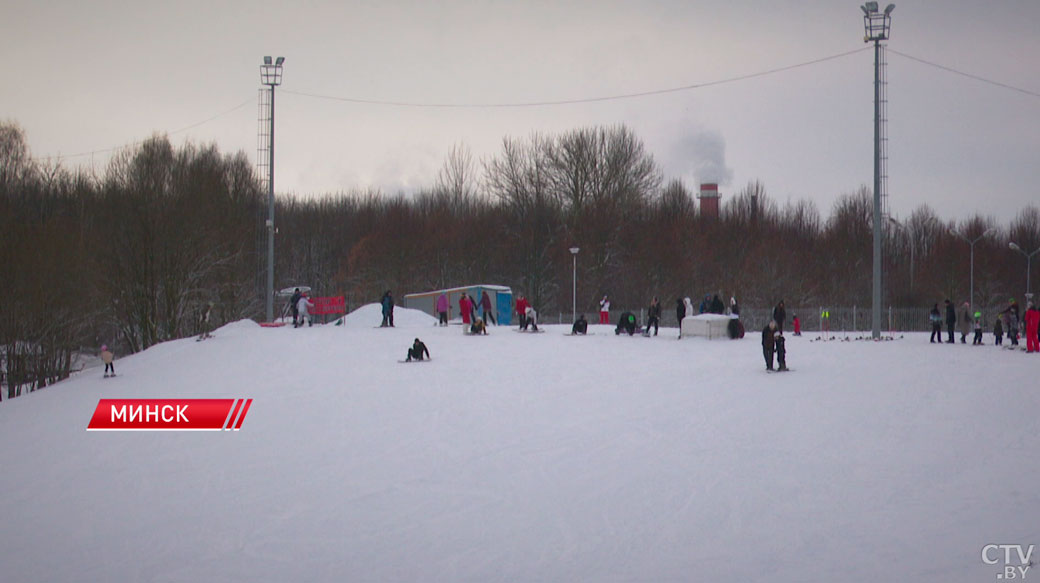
(697, 183, 720, 219)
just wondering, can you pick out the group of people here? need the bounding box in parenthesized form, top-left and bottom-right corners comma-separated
(928, 298, 1040, 352)
(291, 288, 316, 328)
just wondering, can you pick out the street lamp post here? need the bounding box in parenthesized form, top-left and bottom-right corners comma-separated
(861, 2, 894, 339)
(952, 228, 995, 312)
(569, 247, 580, 323)
(260, 56, 284, 322)
(1009, 242, 1040, 300)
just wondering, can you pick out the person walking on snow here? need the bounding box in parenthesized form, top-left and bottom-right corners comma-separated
(297, 292, 315, 328)
(1025, 301, 1040, 353)
(459, 293, 472, 325)
(436, 293, 449, 326)
(772, 300, 787, 332)
(406, 338, 430, 362)
(929, 303, 942, 343)
(599, 295, 610, 325)
(959, 302, 972, 344)
(762, 321, 777, 371)
(290, 287, 302, 326)
(1000, 299, 1020, 346)
(101, 344, 115, 377)
(646, 297, 661, 336)
(944, 299, 956, 344)
(380, 290, 394, 327)
(515, 295, 530, 330)
(972, 311, 983, 345)
(480, 290, 497, 325)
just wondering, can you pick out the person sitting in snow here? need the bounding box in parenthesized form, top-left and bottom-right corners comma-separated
(470, 317, 488, 335)
(406, 338, 430, 362)
(572, 314, 588, 335)
(616, 312, 638, 336)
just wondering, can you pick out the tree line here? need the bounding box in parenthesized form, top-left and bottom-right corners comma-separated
(2, 121, 1037, 398)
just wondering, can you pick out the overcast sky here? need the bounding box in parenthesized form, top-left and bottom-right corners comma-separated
(4, 0, 1038, 222)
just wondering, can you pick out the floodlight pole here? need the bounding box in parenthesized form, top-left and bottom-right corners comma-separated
(1009, 242, 1040, 300)
(261, 56, 284, 322)
(569, 247, 580, 323)
(862, 2, 893, 339)
(952, 228, 994, 313)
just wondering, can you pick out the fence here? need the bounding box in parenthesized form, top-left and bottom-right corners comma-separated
(552, 306, 989, 335)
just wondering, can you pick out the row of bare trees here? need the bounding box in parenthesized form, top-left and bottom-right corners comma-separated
(2, 120, 1038, 398)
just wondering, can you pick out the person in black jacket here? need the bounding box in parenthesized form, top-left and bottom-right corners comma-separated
(944, 299, 956, 344)
(772, 300, 787, 332)
(406, 338, 430, 361)
(762, 320, 777, 370)
(676, 297, 687, 324)
(709, 294, 725, 314)
(616, 312, 638, 336)
(646, 297, 661, 336)
(290, 288, 302, 326)
(928, 303, 942, 343)
(572, 314, 588, 335)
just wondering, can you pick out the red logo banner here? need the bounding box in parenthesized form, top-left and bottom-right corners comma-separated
(87, 399, 253, 431)
(311, 296, 346, 315)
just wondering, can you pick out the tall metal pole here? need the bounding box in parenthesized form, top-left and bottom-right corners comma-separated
(261, 56, 284, 322)
(569, 247, 579, 323)
(871, 37, 882, 339)
(266, 84, 275, 322)
(863, 3, 894, 339)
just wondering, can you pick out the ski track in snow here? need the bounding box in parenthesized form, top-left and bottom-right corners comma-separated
(1, 306, 1038, 582)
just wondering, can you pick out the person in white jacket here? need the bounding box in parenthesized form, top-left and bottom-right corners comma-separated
(599, 295, 610, 325)
(296, 293, 315, 328)
(525, 306, 539, 332)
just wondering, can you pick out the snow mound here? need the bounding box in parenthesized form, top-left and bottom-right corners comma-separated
(213, 319, 262, 336)
(339, 302, 437, 328)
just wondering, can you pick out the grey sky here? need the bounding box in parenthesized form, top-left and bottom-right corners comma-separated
(4, 0, 1038, 222)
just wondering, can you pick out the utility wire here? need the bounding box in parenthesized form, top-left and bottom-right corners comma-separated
(283, 47, 873, 108)
(889, 49, 1040, 100)
(31, 97, 255, 162)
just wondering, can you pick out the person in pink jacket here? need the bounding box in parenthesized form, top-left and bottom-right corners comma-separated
(436, 293, 449, 326)
(479, 290, 497, 325)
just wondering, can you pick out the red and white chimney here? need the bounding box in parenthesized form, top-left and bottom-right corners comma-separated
(697, 183, 720, 219)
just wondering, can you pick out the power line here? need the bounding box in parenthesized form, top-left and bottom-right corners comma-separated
(889, 49, 1040, 100)
(30, 97, 255, 162)
(283, 47, 873, 108)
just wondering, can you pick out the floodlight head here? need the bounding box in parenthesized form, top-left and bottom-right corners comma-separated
(264, 56, 272, 65)
(1010, 242, 1023, 252)
(884, 4, 895, 15)
(569, 247, 580, 254)
(275, 56, 285, 66)
(861, 5, 870, 15)
(863, 2, 879, 13)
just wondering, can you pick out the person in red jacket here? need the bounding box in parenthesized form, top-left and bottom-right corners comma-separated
(515, 295, 530, 330)
(1025, 301, 1040, 353)
(459, 293, 472, 325)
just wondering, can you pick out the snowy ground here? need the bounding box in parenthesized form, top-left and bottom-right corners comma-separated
(1, 304, 1038, 582)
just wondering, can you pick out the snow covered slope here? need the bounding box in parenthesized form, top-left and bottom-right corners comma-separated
(1, 312, 1037, 582)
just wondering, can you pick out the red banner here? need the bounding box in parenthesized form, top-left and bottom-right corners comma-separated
(311, 296, 346, 315)
(87, 398, 253, 431)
